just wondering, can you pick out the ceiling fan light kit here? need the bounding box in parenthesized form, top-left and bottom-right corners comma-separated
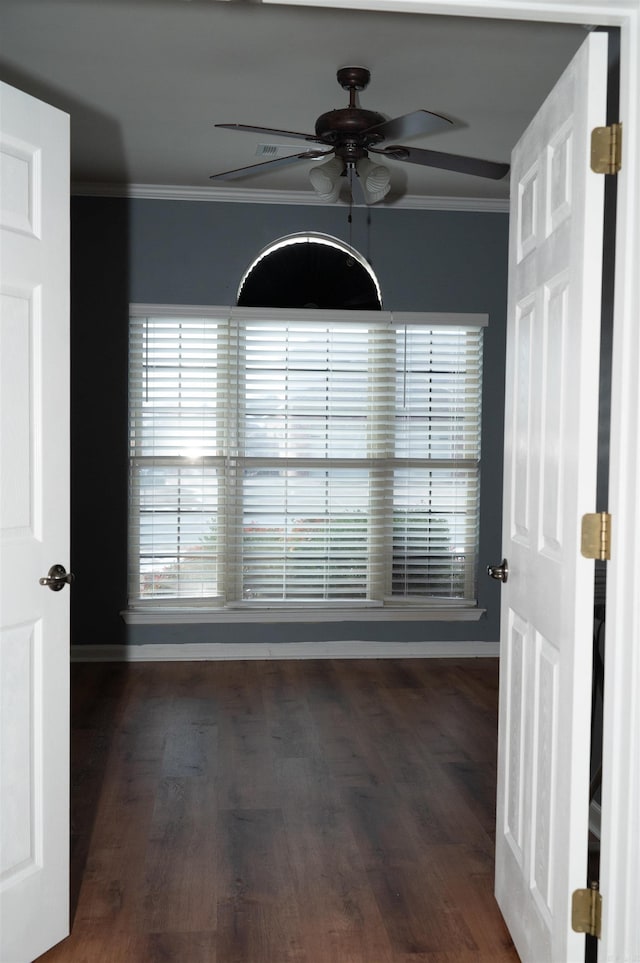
(211, 66, 510, 203)
(354, 157, 392, 204)
(308, 155, 391, 205)
(309, 155, 344, 202)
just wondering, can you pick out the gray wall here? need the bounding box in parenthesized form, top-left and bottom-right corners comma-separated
(70, 196, 508, 647)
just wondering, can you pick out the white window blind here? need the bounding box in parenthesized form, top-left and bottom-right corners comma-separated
(128, 307, 484, 611)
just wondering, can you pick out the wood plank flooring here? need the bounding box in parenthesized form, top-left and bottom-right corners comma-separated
(38, 658, 519, 962)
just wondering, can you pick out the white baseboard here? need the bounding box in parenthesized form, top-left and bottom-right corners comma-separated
(71, 640, 499, 662)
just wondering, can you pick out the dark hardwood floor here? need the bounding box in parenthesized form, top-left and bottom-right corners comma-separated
(38, 658, 519, 962)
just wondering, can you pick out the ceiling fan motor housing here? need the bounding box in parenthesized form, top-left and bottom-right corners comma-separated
(314, 109, 387, 159)
(315, 108, 386, 139)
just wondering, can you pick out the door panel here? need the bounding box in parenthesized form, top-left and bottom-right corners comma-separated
(495, 32, 607, 963)
(0, 81, 70, 963)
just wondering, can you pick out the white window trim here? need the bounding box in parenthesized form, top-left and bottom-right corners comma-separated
(122, 603, 486, 624)
(126, 303, 488, 625)
(130, 303, 488, 327)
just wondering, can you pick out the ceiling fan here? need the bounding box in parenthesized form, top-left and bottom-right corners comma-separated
(210, 66, 510, 202)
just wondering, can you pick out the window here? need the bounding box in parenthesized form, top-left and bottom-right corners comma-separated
(128, 305, 485, 617)
(237, 232, 382, 310)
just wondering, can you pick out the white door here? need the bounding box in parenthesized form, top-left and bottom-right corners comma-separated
(0, 82, 70, 962)
(494, 31, 607, 963)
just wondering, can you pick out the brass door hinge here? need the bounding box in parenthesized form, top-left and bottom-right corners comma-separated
(572, 882, 602, 939)
(581, 512, 612, 561)
(591, 123, 622, 174)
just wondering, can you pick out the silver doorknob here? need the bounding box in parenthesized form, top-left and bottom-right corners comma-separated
(487, 558, 509, 583)
(39, 563, 75, 592)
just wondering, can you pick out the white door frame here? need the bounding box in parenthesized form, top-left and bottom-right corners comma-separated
(264, 1, 640, 959)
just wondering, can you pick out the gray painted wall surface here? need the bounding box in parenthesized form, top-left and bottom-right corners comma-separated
(71, 196, 508, 647)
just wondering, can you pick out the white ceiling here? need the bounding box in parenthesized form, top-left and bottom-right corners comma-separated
(0, 0, 589, 204)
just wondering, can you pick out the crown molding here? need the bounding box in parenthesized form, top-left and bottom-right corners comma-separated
(70, 181, 510, 213)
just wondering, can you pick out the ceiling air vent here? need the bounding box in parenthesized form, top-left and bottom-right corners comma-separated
(255, 143, 291, 157)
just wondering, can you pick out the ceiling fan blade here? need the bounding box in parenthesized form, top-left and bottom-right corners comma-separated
(363, 110, 452, 143)
(209, 150, 332, 181)
(216, 123, 322, 143)
(371, 144, 510, 180)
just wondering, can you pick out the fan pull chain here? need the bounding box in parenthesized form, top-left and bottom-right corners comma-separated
(347, 166, 354, 246)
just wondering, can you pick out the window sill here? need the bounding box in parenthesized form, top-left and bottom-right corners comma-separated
(121, 604, 486, 625)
